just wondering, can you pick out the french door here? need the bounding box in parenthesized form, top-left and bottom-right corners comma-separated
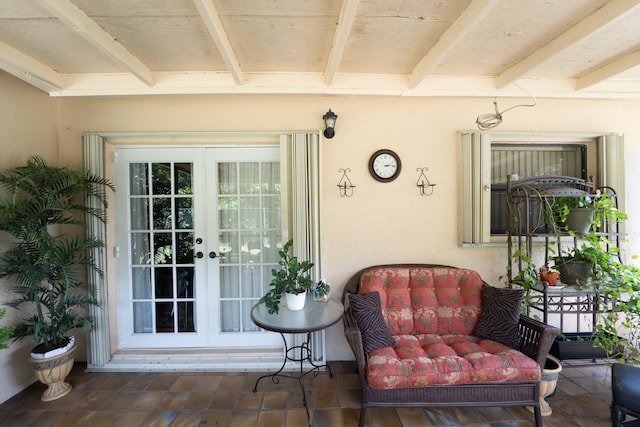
(115, 146, 282, 349)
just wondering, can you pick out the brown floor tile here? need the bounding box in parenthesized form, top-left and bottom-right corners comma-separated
(192, 373, 224, 391)
(111, 410, 152, 427)
(157, 391, 190, 410)
(312, 389, 340, 408)
(209, 391, 239, 410)
(199, 410, 233, 426)
(141, 410, 178, 427)
(86, 410, 125, 426)
(286, 408, 310, 426)
(75, 391, 118, 410)
(182, 391, 215, 410)
(257, 409, 286, 427)
(103, 391, 140, 410)
(229, 410, 259, 425)
(396, 407, 430, 426)
(129, 390, 167, 410)
(236, 391, 264, 410)
(168, 411, 208, 427)
(0, 361, 619, 427)
(314, 408, 343, 427)
(368, 407, 402, 427)
(261, 390, 289, 409)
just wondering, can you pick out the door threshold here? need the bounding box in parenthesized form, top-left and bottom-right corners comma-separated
(88, 347, 288, 372)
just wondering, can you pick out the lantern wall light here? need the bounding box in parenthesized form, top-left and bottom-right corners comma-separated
(323, 109, 337, 139)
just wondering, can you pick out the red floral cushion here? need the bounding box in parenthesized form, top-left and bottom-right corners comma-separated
(365, 334, 541, 389)
(358, 267, 541, 390)
(359, 267, 483, 336)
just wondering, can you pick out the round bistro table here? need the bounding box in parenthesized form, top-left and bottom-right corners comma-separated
(251, 295, 344, 426)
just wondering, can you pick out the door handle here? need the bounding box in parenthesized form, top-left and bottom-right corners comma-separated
(195, 251, 204, 259)
(209, 251, 218, 259)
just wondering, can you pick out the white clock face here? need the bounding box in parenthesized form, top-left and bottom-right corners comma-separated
(373, 153, 398, 178)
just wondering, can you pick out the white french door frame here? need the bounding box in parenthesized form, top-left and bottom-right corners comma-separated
(83, 131, 323, 370)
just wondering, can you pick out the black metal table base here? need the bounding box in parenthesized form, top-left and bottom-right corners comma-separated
(253, 332, 333, 427)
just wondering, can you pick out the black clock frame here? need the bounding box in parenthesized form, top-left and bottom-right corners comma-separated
(368, 149, 401, 183)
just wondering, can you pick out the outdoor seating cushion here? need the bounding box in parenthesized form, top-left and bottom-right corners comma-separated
(474, 283, 524, 349)
(357, 266, 541, 389)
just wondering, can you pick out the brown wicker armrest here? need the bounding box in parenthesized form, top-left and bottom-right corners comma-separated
(518, 315, 560, 368)
(343, 303, 367, 375)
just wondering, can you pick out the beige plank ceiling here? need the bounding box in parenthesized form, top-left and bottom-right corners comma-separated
(0, 0, 638, 98)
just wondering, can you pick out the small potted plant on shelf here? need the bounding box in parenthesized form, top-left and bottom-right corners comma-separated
(539, 265, 560, 287)
(552, 191, 627, 235)
(0, 155, 113, 401)
(260, 239, 315, 314)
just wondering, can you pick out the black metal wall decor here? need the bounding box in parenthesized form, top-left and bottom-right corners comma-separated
(338, 168, 355, 197)
(416, 167, 436, 196)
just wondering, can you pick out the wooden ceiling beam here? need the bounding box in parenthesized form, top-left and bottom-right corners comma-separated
(409, 0, 500, 89)
(193, 0, 244, 86)
(497, 0, 640, 89)
(35, 0, 153, 86)
(577, 48, 640, 90)
(325, 0, 360, 86)
(0, 39, 65, 91)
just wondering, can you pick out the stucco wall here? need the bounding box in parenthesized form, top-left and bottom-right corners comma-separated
(56, 94, 640, 362)
(0, 71, 60, 404)
(2, 67, 640, 402)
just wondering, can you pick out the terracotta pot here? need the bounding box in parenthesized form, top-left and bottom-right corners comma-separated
(29, 343, 77, 401)
(540, 270, 560, 286)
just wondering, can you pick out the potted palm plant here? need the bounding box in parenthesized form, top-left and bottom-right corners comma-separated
(0, 155, 113, 401)
(0, 308, 13, 350)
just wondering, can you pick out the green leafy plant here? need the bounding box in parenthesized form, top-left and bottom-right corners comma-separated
(553, 192, 627, 233)
(313, 279, 331, 301)
(0, 156, 113, 353)
(260, 239, 314, 314)
(0, 308, 14, 350)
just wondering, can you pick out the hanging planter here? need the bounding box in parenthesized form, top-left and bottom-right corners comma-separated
(565, 207, 594, 234)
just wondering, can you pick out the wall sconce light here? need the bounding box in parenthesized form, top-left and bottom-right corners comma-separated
(338, 168, 355, 197)
(416, 167, 436, 196)
(323, 109, 338, 139)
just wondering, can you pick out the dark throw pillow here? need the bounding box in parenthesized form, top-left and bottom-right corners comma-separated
(474, 283, 524, 349)
(349, 292, 396, 353)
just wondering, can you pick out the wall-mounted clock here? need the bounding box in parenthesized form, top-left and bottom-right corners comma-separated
(368, 149, 401, 182)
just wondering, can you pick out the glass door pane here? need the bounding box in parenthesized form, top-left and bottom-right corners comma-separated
(130, 161, 196, 334)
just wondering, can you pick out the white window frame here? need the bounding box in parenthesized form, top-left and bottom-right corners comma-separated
(458, 131, 624, 246)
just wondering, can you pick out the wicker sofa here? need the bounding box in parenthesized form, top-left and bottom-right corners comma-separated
(342, 264, 559, 427)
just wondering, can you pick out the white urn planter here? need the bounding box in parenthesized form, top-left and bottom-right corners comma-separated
(285, 292, 306, 311)
(29, 337, 77, 401)
(539, 356, 562, 416)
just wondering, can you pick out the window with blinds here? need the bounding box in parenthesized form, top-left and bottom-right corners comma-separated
(490, 144, 586, 234)
(458, 131, 624, 246)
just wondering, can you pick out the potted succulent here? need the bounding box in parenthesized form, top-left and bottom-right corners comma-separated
(260, 239, 315, 314)
(313, 279, 331, 302)
(0, 155, 113, 401)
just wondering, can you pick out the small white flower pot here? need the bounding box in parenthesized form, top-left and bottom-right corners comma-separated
(285, 292, 306, 311)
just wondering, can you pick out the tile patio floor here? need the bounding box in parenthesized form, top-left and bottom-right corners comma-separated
(0, 360, 619, 426)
